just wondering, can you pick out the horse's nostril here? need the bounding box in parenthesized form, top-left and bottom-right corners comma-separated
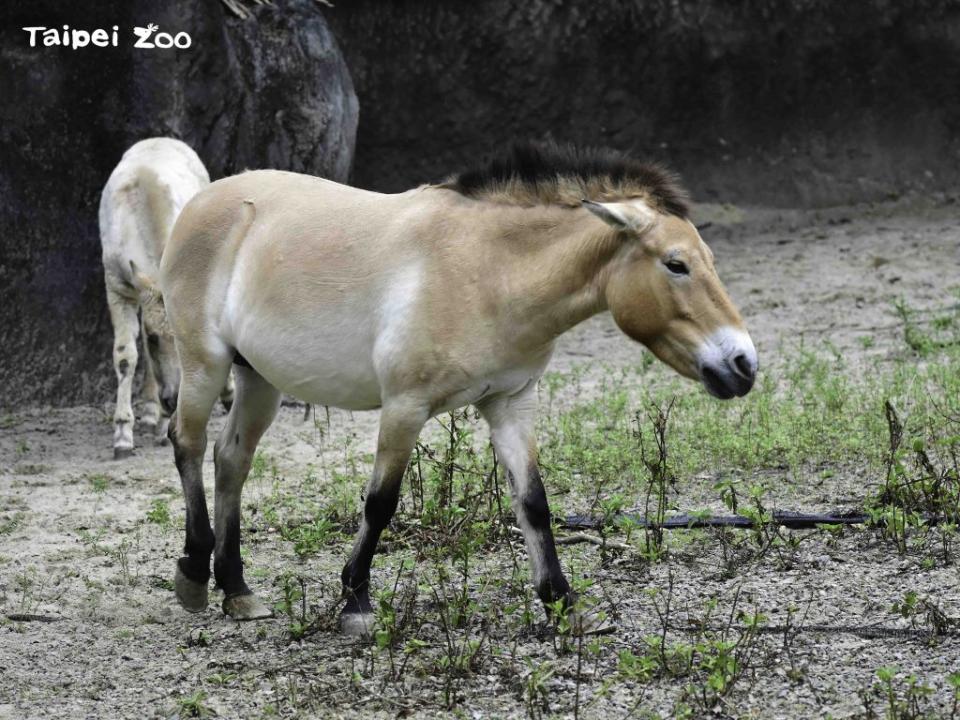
(732, 353, 754, 379)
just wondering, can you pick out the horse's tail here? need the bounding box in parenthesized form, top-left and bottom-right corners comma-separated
(134, 165, 177, 258)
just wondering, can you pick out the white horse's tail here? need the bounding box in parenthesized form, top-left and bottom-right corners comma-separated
(134, 165, 177, 260)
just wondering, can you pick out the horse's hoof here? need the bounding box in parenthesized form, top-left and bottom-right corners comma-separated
(113, 446, 134, 460)
(174, 565, 209, 613)
(340, 611, 375, 637)
(223, 593, 272, 621)
(567, 606, 616, 637)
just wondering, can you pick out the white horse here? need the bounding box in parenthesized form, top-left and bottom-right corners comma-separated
(99, 138, 232, 459)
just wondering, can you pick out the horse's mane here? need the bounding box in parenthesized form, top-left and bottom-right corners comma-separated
(441, 140, 689, 218)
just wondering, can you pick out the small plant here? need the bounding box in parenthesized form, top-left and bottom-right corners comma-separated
(635, 399, 677, 560)
(146, 498, 171, 526)
(205, 671, 237, 687)
(14, 567, 43, 616)
(893, 297, 959, 357)
(113, 536, 136, 586)
(176, 689, 213, 718)
(860, 666, 937, 720)
(891, 591, 955, 638)
(868, 401, 960, 560)
(274, 573, 309, 639)
(281, 516, 337, 558)
(522, 659, 553, 720)
(88, 473, 109, 493)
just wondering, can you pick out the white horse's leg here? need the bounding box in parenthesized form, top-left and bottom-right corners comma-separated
(340, 399, 428, 636)
(138, 315, 164, 442)
(478, 386, 571, 601)
(219, 369, 235, 413)
(213, 365, 281, 620)
(479, 386, 612, 634)
(106, 286, 140, 459)
(169, 353, 232, 613)
(140, 351, 161, 429)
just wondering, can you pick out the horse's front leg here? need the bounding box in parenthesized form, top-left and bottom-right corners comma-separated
(340, 400, 427, 636)
(480, 386, 611, 635)
(106, 286, 140, 459)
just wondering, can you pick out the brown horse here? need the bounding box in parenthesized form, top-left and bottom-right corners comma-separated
(159, 142, 757, 634)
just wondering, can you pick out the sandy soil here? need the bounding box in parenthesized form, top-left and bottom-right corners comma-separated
(1, 199, 958, 719)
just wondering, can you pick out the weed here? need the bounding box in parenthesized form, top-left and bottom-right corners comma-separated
(88, 473, 109, 494)
(0, 512, 25, 536)
(860, 666, 938, 720)
(281, 516, 338, 558)
(275, 573, 310, 639)
(14, 567, 44, 616)
(146, 498, 171, 526)
(176, 689, 213, 718)
(868, 400, 960, 559)
(890, 591, 956, 639)
(521, 659, 554, 719)
(635, 399, 677, 560)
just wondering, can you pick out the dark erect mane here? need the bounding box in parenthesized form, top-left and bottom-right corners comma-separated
(443, 141, 690, 218)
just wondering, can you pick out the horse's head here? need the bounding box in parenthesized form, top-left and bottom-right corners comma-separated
(131, 263, 180, 414)
(585, 199, 757, 399)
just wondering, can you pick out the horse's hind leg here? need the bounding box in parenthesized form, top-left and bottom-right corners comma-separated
(138, 320, 168, 445)
(340, 400, 427, 635)
(213, 365, 281, 620)
(106, 285, 140, 459)
(140, 350, 161, 432)
(170, 353, 232, 612)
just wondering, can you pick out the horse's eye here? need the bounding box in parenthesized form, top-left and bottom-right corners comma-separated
(665, 259, 689, 275)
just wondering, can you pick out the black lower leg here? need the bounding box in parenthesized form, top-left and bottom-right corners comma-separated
(214, 511, 250, 597)
(172, 429, 214, 584)
(341, 483, 402, 615)
(519, 468, 572, 607)
(177, 495, 215, 584)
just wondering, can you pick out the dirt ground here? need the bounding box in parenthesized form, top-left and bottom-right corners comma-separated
(1, 198, 959, 719)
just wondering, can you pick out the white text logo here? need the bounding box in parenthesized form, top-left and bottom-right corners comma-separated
(23, 24, 192, 50)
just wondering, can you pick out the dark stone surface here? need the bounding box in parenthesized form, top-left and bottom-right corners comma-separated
(0, 0, 357, 407)
(325, 0, 960, 206)
(5, 0, 960, 409)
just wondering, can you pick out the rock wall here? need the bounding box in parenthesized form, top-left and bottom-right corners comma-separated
(4, 0, 960, 409)
(0, 0, 358, 407)
(326, 0, 960, 205)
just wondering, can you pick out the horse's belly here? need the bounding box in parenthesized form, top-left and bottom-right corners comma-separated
(234, 323, 383, 411)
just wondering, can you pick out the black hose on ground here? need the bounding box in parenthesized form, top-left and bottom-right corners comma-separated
(562, 510, 946, 531)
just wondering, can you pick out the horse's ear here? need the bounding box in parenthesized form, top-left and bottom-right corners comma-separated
(129, 260, 162, 303)
(582, 199, 656, 235)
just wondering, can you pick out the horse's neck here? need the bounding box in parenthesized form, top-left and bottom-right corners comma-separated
(488, 207, 619, 348)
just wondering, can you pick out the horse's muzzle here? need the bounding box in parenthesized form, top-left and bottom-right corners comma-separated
(700, 352, 757, 399)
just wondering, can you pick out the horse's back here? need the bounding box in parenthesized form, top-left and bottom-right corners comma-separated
(161, 169, 418, 301)
(100, 138, 209, 290)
